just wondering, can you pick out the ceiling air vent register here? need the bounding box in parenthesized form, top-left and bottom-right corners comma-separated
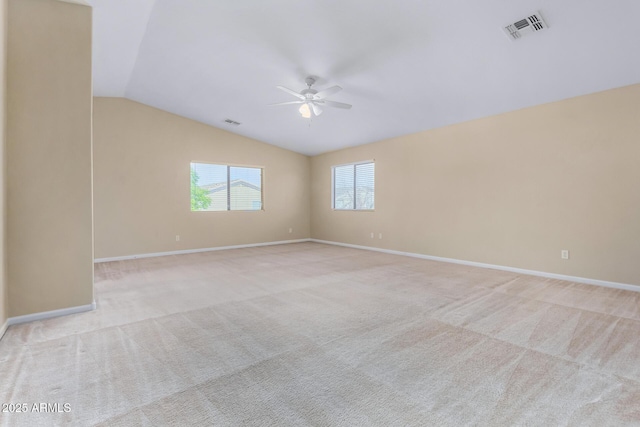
(223, 119, 241, 126)
(503, 12, 548, 40)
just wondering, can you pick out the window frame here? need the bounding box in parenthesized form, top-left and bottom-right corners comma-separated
(190, 161, 264, 212)
(331, 160, 375, 211)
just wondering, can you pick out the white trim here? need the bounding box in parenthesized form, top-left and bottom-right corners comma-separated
(57, 0, 91, 6)
(332, 159, 375, 168)
(310, 239, 640, 293)
(0, 320, 8, 341)
(6, 301, 97, 327)
(94, 239, 312, 263)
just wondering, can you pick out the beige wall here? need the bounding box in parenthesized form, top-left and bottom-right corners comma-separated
(311, 84, 640, 286)
(0, 0, 7, 329)
(7, 0, 93, 317)
(93, 98, 310, 259)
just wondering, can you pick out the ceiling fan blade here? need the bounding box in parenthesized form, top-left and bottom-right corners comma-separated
(319, 100, 352, 109)
(276, 86, 305, 100)
(313, 85, 342, 99)
(311, 103, 323, 116)
(268, 100, 304, 106)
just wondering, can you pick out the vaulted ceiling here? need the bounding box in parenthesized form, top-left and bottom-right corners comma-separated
(89, 0, 640, 156)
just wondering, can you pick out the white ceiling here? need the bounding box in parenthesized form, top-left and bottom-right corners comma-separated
(89, 0, 640, 156)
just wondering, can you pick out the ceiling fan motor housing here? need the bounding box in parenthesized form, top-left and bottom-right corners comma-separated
(301, 88, 318, 99)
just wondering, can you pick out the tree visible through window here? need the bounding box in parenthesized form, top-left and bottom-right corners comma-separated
(333, 162, 374, 210)
(191, 169, 212, 210)
(190, 163, 263, 211)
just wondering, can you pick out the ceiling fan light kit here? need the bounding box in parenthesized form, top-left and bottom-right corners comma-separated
(299, 103, 311, 118)
(270, 76, 352, 119)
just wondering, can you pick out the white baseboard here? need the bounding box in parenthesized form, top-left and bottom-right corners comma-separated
(94, 239, 312, 263)
(6, 301, 97, 328)
(0, 319, 8, 341)
(310, 239, 640, 293)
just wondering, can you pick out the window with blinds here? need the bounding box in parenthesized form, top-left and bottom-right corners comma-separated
(190, 162, 263, 211)
(332, 161, 375, 210)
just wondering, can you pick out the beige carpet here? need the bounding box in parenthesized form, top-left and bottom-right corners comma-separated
(1, 242, 640, 426)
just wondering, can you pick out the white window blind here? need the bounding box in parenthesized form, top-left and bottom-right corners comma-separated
(333, 162, 374, 210)
(355, 162, 375, 210)
(230, 166, 262, 211)
(190, 162, 262, 211)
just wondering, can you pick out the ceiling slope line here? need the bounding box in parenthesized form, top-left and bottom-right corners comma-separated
(123, 0, 159, 97)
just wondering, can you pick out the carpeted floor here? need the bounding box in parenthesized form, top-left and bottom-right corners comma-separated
(1, 242, 640, 426)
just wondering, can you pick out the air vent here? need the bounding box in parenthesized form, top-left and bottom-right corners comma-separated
(503, 11, 548, 40)
(223, 119, 241, 126)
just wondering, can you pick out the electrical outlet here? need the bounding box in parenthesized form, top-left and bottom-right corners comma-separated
(288, 228, 293, 234)
(378, 233, 383, 239)
(561, 250, 569, 260)
(370, 232, 374, 239)
(176, 235, 180, 242)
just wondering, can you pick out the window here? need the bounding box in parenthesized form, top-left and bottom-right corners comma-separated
(190, 162, 263, 211)
(332, 161, 375, 210)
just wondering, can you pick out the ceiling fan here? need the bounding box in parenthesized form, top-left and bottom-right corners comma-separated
(270, 76, 352, 118)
